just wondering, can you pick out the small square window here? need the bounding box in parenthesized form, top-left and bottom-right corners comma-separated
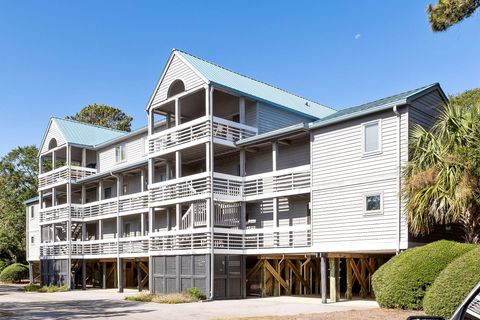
(31, 236, 34, 244)
(363, 121, 381, 154)
(115, 143, 126, 163)
(30, 206, 34, 219)
(364, 193, 382, 214)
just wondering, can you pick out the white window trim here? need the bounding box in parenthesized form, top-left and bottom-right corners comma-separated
(115, 143, 127, 164)
(361, 119, 382, 156)
(363, 192, 384, 215)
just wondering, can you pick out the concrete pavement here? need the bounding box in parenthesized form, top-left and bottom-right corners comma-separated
(0, 284, 379, 319)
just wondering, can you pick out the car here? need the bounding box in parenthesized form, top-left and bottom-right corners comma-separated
(408, 282, 480, 320)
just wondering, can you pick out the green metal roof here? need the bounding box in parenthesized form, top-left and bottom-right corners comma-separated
(309, 83, 445, 129)
(175, 50, 336, 120)
(52, 117, 128, 147)
(23, 196, 39, 205)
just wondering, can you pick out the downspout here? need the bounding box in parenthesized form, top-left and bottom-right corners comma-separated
(393, 106, 401, 254)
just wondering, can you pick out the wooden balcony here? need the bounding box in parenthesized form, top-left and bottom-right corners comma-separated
(80, 191, 149, 221)
(38, 165, 96, 190)
(39, 241, 69, 256)
(147, 116, 257, 157)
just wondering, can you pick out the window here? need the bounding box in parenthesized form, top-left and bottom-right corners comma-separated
(167, 79, 185, 98)
(29, 206, 34, 219)
(123, 184, 128, 195)
(115, 143, 126, 163)
(31, 236, 34, 244)
(364, 193, 382, 214)
(362, 121, 381, 154)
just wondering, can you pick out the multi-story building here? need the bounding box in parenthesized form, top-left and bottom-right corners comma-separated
(26, 49, 449, 300)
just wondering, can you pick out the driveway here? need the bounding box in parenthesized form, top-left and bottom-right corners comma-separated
(0, 285, 379, 319)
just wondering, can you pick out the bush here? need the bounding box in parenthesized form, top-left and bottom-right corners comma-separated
(372, 240, 475, 310)
(0, 263, 29, 283)
(186, 287, 206, 300)
(423, 246, 480, 318)
(0, 260, 10, 273)
(24, 284, 42, 292)
(125, 291, 201, 304)
(38, 285, 69, 293)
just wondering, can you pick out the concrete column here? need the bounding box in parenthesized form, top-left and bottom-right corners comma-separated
(117, 257, 123, 293)
(321, 253, 327, 304)
(28, 262, 34, 284)
(329, 258, 340, 303)
(82, 259, 86, 290)
(102, 262, 107, 289)
(137, 261, 142, 292)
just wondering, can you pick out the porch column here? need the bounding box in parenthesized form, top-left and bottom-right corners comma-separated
(81, 148, 87, 167)
(98, 180, 104, 201)
(98, 220, 103, 240)
(140, 169, 145, 192)
(140, 213, 145, 236)
(240, 149, 246, 229)
(137, 261, 142, 292)
(329, 258, 340, 303)
(52, 150, 56, 170)
(175, 97, 182, 230)
(272, 142, 279, 230)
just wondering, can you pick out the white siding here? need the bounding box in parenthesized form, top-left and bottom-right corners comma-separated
(245, 101, 257, 128)
(246, 148, 272, 175)
(97, 134, 147, 172)
(151, 55, 205, 106)
(40, 121, 66, 154)
(257, 102, 312, 133)
(27, 203, 40, 261)
(247, 197, 309, 228)
(278, 140, 310, 170)
(311, 108, 409, 252)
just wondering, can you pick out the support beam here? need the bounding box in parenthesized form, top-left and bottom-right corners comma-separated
(329, 258, 340, 303)
(137, 261, 142, 292)
(28, 262, 34, 284)
(346, 258, 353, 300)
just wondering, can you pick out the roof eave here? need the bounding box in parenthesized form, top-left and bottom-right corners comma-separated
(236, 122, 309, 146)
(309, 100, 408, 130)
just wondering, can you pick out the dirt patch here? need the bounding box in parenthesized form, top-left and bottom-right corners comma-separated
(221, 309, 424, 320)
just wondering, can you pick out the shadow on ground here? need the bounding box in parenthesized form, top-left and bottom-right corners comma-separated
(0, 299, 154, 319)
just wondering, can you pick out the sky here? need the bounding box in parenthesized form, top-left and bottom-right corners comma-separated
(0, 0, 479, 156)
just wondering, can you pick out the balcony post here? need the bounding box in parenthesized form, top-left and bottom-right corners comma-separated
(141, 212, 145, 236)
(272, 142, 279, 230)
(148, 109, 154, 135)
(98, 220, 103, 240)
(52, 149, 56, 170)
(240, 149, 246, 230)
(98, 180, 104, 201)
(81, 148, 86, 167)
(140, 169, 145, 192)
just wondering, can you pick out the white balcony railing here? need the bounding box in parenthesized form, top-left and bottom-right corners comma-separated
(119, 237, 149, 254)
(40, 241, 69, 256)
(148, 116, 257, 156)
(149, 172, 211, 206)
(244, 165, 311, 200)
(38, 165, 97, 190)
(39, 204, 83, 223)
(149, 228, 211, 252)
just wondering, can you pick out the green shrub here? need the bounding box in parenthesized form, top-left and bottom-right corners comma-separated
(0, 260, 10, 273)
(125, 293, 155, 302)
(423, 246, 480, 318)
(186, 287, 206, 300)
(38, 285, 69, 293)
(125, 292, 201, 304)
(24, 284, 42, 292)
(0, 263, 29, 283)
(372, 240, 475, 310)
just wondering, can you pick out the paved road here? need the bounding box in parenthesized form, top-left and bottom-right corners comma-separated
(0, 284, 379, 319)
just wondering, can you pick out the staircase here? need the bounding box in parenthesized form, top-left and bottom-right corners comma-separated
(180, 201, 241, 229)
(181, 201, 207, 229)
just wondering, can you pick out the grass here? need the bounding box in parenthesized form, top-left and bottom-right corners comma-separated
(24, 284, 69, 292)
(125, 292, 201, 304)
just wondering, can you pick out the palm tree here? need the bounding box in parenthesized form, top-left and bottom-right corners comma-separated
(404, 103, 480, 243)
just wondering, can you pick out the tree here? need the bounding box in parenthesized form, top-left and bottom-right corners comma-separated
(67, 104, 133, 132)
(428, 0, 480, 32)
(403, 89, 480, 243)
(0, 146, 38, 262)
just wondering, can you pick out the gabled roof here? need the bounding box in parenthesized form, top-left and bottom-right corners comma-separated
(173, 49, 336, 120)
(41, 117, 128, 150)
(309, 83, 447, 129)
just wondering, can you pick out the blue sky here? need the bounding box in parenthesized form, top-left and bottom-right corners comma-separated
(0, 0, 479, 156)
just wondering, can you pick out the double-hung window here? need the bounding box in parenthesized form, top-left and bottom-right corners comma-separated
(115, 143, 126, 163)
(362, 120, 381, 155)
